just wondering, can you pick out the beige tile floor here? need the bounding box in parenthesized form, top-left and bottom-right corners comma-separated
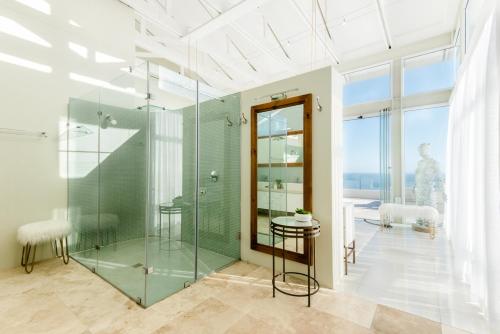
(0, 259, 469, 334)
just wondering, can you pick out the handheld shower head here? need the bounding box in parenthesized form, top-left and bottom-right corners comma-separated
(101, 114, 117, 129)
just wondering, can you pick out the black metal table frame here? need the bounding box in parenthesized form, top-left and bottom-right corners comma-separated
(159, 205, 182, 251)
(271, 220, 320, 307)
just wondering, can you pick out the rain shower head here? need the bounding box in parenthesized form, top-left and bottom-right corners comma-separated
(101, 114, 117, 129)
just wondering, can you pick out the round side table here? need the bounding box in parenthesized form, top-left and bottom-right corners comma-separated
(271, 216, 320, 307)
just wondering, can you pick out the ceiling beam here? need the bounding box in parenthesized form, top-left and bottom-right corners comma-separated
(119, 0, 183, 37)
(230, 23, 294, 71)
(289, 0, 340, 64)
(181, 0, 271, 41)
(136, 34, 258, 85)
(195, 0, 294, 72)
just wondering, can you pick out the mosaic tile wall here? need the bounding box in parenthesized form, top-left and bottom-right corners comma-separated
(181, 93, 241, 262)
(67, 98, 147, 253)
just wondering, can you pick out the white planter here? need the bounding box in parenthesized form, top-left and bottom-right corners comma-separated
(294, 213, 312, 222)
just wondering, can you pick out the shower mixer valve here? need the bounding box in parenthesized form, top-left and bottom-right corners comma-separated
(210, 170, 218, 182)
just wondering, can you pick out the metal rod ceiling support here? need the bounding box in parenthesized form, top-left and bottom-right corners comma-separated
(267, 22, 291, 59)
(375, 0, 392, 49)
(228, 37, 258, 72)
(316, 0, 332, 41)
(289, 0, 340, 64)
(208, 54, 233, 80)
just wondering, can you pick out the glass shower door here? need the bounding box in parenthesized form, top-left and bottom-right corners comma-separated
(67, 93, 100, 271)
(96, 70, 148, 304)
(144, 65, 197, 307)
(197, 92, 241, 277)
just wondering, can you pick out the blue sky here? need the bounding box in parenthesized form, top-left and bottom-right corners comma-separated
(343, 60, 454, 174)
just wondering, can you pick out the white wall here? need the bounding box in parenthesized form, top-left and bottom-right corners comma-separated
(0, 0, 135, 269)
(240, 67, 344, 289)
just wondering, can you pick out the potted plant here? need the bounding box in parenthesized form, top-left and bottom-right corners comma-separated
(294, 208, 312, 222)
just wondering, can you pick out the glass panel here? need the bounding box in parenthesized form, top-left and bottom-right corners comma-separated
(343, 116, 382, 220)
(197, 90, 241, 277)
(67, 92, 100, 271)
(96, 64, 148, 304)
(343, 64, 391, 107)
(257, 112, 272, 245)
(145, 64, 197, 306)
(269, 113, 288, 248)
(403, 48, 458, 96)
(404, 106, 448, 215)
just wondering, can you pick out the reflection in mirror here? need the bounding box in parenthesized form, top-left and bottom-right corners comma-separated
(251, 95, 312, 263)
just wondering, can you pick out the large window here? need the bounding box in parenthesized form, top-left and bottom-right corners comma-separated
(344, 117, 380, 190)
(343, 116, 384, 220)
(403, 106, 449, 213)
(403, 48, 458, 96)
(343, 64, 391, 107)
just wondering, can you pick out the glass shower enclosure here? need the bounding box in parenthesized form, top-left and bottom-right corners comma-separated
(65, 62, 241, 307)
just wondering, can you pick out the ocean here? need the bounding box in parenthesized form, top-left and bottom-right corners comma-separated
(344, 173, 416, 190)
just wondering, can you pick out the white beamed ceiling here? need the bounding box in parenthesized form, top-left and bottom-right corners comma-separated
(124, 0, 460, 93)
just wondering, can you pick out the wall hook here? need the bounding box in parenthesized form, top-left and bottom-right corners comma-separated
(316, 96, 323, 112)
(240, 112, 248, 125)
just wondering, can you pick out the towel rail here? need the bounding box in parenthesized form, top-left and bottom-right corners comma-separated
(0, 128, 47, 138)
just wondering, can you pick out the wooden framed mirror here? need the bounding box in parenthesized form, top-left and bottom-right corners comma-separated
(250, 94, 312, 264)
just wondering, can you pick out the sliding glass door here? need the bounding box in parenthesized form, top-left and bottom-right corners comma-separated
(343, 113, 391, 220)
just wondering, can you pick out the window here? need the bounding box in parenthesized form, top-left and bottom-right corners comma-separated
(403, 106, 449, 212)
(465, 0, 487, 52)
(343, 116, 384, 220)
(403, 48, 458, 96)
(343, 64, 391, 107)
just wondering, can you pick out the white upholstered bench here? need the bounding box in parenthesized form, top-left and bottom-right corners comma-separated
(17, 219, 71, 273)
(378, 203, 439, 239)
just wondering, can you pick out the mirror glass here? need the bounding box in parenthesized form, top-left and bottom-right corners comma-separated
(255, 104, 304, 254)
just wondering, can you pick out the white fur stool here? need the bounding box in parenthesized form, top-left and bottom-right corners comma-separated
(17, 219, 71, 273)
(379, 203, 439, 239)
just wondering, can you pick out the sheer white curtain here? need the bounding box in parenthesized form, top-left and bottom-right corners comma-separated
(151, 109, 184, 228)
(445, 3, 500, 327)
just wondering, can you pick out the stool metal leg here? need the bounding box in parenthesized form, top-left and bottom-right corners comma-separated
(159, 207, 162, 250)
(344, 245, 348, 275)
(21, 243, 36, 274)
(60, 237, 70, 264)
(21, 245, 28, 267)
(353, 240, 356, 264)
(168, 211, 171, 251)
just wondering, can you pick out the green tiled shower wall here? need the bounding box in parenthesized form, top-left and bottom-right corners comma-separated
(67, 98, 147, 252)
(181, 93, 241, 260)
